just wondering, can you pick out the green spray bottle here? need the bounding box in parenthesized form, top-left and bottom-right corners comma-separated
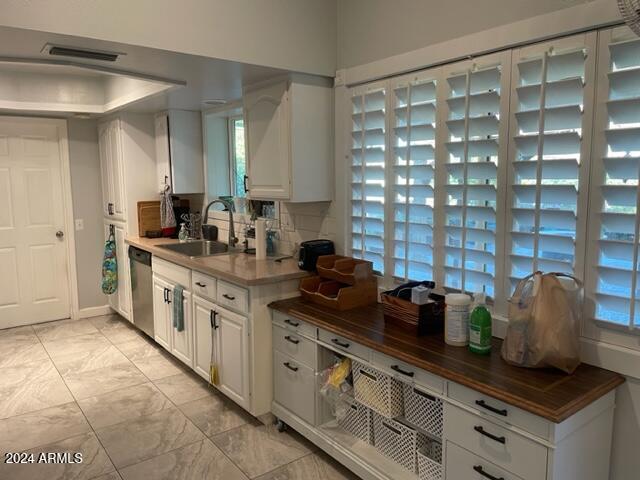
(469, 293, 492, 355)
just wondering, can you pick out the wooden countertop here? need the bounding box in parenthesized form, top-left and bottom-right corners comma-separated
(126, 236, 309, 286)
(269, 297, 625, 423)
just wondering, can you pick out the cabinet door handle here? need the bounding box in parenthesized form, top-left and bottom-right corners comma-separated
(473, 465, 505, 480)
(284, 335, 300, 345)
(391, 365, 415, 378)
(166, 289, 172, 304)
(284, 319, 299, 327)
(195, 282, 207, 288)
(107, 203, 114, 215)
(474, 425, 506, 445)
(163, 288, 168, 303)
(243, 174, 249, 193)
(476, 399, 508, 417)
(331, 338, 350, 349)
(210, 310, 218, 329)
(283, 362, 298, 372)
(222, 293, 236, 301)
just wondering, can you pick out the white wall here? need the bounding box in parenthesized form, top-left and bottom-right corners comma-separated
(337, 0, 596, 68)
(0, 0, 337, 76)
(67, 118, 107, 310)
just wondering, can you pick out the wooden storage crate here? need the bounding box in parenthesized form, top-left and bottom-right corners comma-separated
(381, 292, 445, 336)
(316, 255, 374, 285)
(300, 276, 378, 311)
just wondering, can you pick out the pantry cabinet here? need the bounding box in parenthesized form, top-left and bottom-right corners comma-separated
(103, 220, 130, 320)
(243, 75, 333, 202)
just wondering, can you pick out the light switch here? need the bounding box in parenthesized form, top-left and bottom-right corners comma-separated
(75, 219, 84, 231)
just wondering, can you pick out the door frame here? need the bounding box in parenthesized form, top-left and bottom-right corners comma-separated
(1, 116, 80, 322)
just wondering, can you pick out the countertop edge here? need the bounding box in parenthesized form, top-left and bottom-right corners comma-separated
(269, 301, 626, 424)
(125, 237, 309, 287)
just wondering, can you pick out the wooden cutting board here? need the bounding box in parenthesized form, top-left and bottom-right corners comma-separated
(137, 201, 161, 236)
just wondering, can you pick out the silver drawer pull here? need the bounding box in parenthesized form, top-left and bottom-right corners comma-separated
(283, 362, 299, 372)
(284, 335, 300, 345)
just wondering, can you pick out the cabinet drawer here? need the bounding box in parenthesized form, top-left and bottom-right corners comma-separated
(272, 323, 316, 369)
(152, 257, 191, 287)
(446, 441, 524, 480)
(448, 382, 550, 440)
(444, 403, 547, 480)
(371, 351, 444, 395)
(272, 311, 316, 339)
(273, 350, 316, 425)
(216, 280, 249, 314)
(192, 271, 217, 301)
(318, 328, 370, 361)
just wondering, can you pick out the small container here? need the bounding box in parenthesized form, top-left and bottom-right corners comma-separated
(178, 223, 188, 242)
(411, 285, 431, 305)
(445, 293, 471, 346)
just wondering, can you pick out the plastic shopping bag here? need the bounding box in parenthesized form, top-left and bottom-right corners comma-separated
(501, 272, 582, 374)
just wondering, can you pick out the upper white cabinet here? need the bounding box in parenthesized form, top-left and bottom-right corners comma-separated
(155, 110, 204, 194)
(98, 120, 126, 220)
(243, 75, 333, 202)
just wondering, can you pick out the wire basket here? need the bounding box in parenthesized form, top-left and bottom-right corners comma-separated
(338, 397, 374, 444)
(372, 412, 427, 473)
(403, 383, 443, 438)
(353, 360, 404, 418)
(417, 440, 443, 480)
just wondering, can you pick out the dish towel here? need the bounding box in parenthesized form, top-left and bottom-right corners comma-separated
(101, 230, 118, 295)
(160, 184, 176, 229)
(172, 284, 184, 332)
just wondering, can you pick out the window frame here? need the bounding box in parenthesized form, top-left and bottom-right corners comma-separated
(228, 115, 246, 198)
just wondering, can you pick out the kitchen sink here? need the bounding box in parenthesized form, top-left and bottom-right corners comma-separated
(158, 240, 231, 258)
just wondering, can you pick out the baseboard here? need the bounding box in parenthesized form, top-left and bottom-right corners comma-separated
(77, 305, 113, 319)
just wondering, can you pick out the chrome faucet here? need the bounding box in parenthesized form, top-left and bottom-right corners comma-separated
(203, 198, 238, 248)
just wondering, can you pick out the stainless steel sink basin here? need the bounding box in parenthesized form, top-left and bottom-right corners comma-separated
(158, 240, 230, 258)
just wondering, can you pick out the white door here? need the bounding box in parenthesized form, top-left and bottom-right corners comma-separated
(152, 274, 171, 350)
(169, 288, 193, 367)
(243, 81, 291, 200)
(0, 117, 71, 328)
(193, 294, 216, 381)
(217, 305, 250, 409)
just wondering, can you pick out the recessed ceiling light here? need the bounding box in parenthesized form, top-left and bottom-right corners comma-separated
(203, 99, 228, 106)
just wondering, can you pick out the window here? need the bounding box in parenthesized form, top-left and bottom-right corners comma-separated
(351, 84, 386, 274)
(229, 117, 246, 198)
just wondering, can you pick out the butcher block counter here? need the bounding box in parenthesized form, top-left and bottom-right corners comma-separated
(126, 236, 309, 286)
(269, 296, 624, 423)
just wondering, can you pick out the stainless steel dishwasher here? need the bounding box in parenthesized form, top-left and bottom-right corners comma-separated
(129, 246, 154, 338)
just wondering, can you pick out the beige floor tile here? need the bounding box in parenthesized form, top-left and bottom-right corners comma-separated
(63, 361, 147, 400)
(255, 452, 361, 480)
(178, 392, 253, 437)
(42, 332, 111, 359)
(131, 352, 186, 380)
(92, 472, 122, 480)
(119, 439, 248, 480)
(53, 344, 130, 377)
(153, 372, 214, 405)
(33, 318, 99, 342)
(116, 336, 164, 362)
(0, 375, 73, 419)
(0, 325, 38, 344)
(0, 357, 60, 389)
(77, 382, 173, 430)
(0, 432, 115, 480)
(99, 322, 145, 344)
(211, 422, 315, 478)
(0, 402, 91, 453)
(0, 340, 49, 368)
(89, 314, 126, 331)
(95, 407, 205, 469)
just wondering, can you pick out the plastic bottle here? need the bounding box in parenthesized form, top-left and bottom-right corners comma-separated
(445, 293, 472, 346)
(469, 293, 492, 355)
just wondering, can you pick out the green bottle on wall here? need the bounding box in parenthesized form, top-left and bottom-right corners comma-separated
(469, 293, 492, 355)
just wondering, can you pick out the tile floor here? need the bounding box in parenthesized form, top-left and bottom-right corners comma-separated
(0, 314, 360, 480)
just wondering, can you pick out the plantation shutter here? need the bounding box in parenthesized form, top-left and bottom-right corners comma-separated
(350, 85, 387, 274)
(506, 35, 595, 295)
(587, 27, 640, 329)
(390, 74, 438, 281)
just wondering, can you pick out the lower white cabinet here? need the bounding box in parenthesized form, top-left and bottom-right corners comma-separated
(446, 441, 523, 480)
(151, 272, 193, 368)
(193, 294, 216, 380)
(217, 305, 250, 410)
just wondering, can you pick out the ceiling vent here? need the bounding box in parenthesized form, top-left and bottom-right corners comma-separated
(42, 43, 123, 62)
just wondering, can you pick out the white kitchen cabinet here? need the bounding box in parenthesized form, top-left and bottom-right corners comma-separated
(169, 288, 193, 367)
(104, 220, 131, 320)
(98, 120, 126, 220)
(193, 294, 216, 380)
(152, 274, 171, 350)
(243, 75, 333, 202)
(216, 304, 250, 410)
(155, 110, 204, 194)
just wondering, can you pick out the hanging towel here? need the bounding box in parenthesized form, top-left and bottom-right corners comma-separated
(160, 184, 176, 229)
(101, 229, 118, 295)
(172, 285, 184, 332)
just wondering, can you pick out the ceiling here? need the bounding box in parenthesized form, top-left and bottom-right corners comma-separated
(0, 25, 293, 116)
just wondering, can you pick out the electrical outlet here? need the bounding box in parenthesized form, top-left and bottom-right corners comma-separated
(75, 219, 84, 231)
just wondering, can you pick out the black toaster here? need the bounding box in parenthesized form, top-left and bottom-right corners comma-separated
(298, 239, 335, 271)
